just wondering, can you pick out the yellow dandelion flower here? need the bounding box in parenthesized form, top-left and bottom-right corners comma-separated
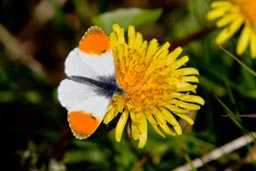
(103, 24, 205, 148)
(207, 0, 256, 58)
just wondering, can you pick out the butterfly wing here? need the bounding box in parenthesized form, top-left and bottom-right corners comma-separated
(68, 93, 111, 139)
(64, 48, 99, 80)
(64, 26, 116, 80)
(78, 26, 115, 77)
(58, 79, 112, 139)
(57, 26, 115, 139)
(58, 79, 98, 110)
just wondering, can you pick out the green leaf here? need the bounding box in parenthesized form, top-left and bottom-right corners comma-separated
(92, 8, 163, 34)
(73, 0, 90, 19)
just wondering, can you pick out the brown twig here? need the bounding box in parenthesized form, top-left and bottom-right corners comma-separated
(52, 127, 73, 161)
(222, 114, 256, 118)
(131, 152, 150, 171)
(172, 131, 256, 171)
(0, 0, 68, 79)
(170, 25, 216, 51)
(0, 23, 46, 76)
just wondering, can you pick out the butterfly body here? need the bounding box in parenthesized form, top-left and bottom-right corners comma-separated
(69, 75, 123, 97)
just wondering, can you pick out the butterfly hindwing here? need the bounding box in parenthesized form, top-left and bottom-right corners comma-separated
(57, 79, 98, 110)
(68, 95, 111, 139)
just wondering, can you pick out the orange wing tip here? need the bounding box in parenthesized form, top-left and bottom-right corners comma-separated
(68, 111, 101, 139)
(79, 26, 111, 55)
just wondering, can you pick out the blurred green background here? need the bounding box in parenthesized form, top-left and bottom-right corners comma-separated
(1, 0, 255, 170)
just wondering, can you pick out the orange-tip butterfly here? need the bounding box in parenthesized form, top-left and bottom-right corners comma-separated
(57, 26, 123, 139)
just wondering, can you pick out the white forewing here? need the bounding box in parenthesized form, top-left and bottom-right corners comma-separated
(78, 50, 115, 77)
(65, 48, 99, 79)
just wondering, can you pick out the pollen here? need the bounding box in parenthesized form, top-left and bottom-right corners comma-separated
(234, 0, 256, 30)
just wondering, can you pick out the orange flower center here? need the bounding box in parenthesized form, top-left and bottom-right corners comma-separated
(234, 0, 256, 29)
(115, 53, 177, 108)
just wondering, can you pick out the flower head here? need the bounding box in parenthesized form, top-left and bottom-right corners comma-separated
(207, 0, 256, 58)
(103, 24, 205, 148)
